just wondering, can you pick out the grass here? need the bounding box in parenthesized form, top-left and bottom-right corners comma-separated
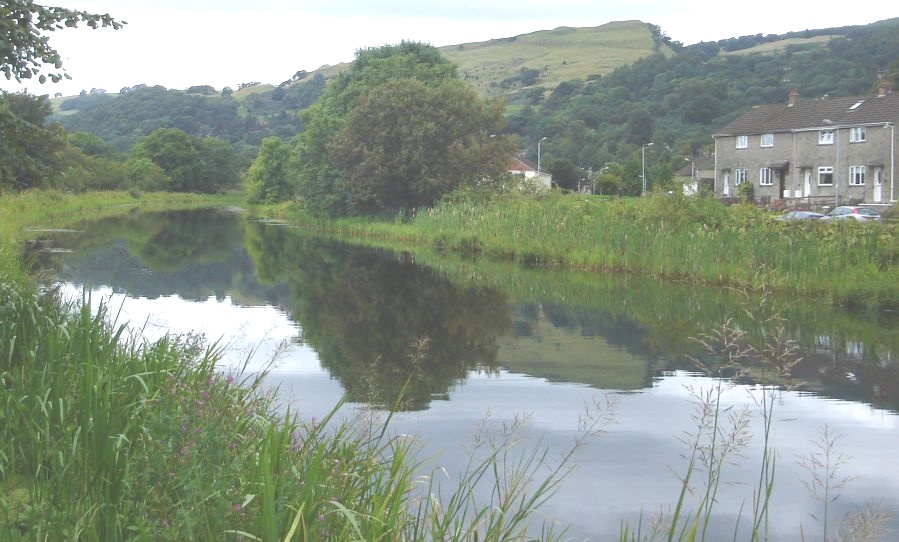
(1, 188, 603, 540)
(251, 189, 899, 310)
(3, 189, 895, 540)
(305, 21, 671, 100)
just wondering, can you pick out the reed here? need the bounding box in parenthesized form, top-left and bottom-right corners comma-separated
(1, 190, 594, 540)
(251, 190, 899, 308)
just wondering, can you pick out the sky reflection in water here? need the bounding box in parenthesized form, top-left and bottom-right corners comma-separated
(43, 209, 899, 541)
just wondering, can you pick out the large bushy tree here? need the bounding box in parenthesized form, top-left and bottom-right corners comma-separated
(327, 79, 514, 215)
(295, 42, 515, 216)
(246, 136, 294, 203)
(131, 128, 239, 193)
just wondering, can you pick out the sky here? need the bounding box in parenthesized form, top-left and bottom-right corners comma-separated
(3, 1, 896, 97)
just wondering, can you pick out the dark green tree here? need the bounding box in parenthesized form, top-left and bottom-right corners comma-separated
(245, 136, 294, 203)
(294, 42, 461, 215)
(326, 78, 514, 215)
(131, 129, 239, 193)
(548, 158, 581, 190)
(0, 92, 65, 189)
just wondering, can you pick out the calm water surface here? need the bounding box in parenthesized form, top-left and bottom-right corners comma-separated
(30, 208, 899, 540)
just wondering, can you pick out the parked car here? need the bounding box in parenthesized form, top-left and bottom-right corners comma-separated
(820, 206, 882, 222)
(777, 210, 824, 221)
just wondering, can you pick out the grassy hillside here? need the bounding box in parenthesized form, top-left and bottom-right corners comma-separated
(721, 34, 836, 56)
(442, 21, 672, 98)
(307, 21, 669, 100)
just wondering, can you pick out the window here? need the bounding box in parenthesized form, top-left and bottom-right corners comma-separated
(819, 129, 834, 145)
(760, 133, 774, 147)
(849, 127, 866, 143)
(759, 168, 773, 186)
(818, 166, 833, 186)
(849, 165, 866, 186)
(735, 168, 747, 185)
(735, 135, 748, 149)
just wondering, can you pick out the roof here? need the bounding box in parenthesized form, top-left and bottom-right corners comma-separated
(508, 155, 537, 172)
(714, 91, 899, 136)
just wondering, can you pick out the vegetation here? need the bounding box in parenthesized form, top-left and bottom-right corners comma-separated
(130, 128, 240, 193)
(251, 189, 899, 309)
(1, 190, 608, 541)
(508, 18, 899, 181)
(292, 42, 516, 216)
(0, 1, 123, 85)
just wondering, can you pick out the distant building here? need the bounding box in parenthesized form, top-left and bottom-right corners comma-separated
(713, 81, 897, 206)
(674, 156, 715, 195)
(508, 155, 552, 191)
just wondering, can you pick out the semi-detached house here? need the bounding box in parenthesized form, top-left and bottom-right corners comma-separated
(713, 81, 897, 206)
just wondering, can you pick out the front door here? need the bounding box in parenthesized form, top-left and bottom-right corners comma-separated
(874, 167, 883, 203)
(804, 169, 812, 198)
(723, 172, 730, 197)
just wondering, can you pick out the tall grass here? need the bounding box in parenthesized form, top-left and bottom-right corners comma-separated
(1, 189, 600, 540)
(618, 304, 888, 542)
(252, 190, 899, 308)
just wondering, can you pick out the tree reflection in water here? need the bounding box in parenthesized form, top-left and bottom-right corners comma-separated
(245, 221, 511, 410)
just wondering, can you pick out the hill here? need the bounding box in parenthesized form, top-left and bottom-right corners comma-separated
(49, 17, 899, 180)
(307, 21, 671, 102)
(441, 21, 673, 99)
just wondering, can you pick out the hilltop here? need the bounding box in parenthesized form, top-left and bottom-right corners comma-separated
(307, 21, 671, 102)
(49, 17, 899, 180)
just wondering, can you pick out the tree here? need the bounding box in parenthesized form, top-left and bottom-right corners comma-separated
(245, 137, 294, 203)
(294, 42, 461, 215)
(327, 78, 515, 215)
(0, 92, 66, 189)
(131, 129, 201, 192)
(131, 128, 238, 193)
(549, 159, 581, 190)
(0, 1, 124, 84)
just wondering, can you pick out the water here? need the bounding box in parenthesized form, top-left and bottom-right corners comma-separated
(29, 207, 899, 540)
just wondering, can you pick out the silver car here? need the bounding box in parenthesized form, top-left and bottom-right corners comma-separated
(820, 206, 881, 222)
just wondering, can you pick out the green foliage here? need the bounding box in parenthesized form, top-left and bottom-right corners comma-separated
(131, 128, 239, 193)
(296, 42, 462, 216)
(737, 180, 755, 202)
(0, 92, 66, 190)
(56, 85, 255, 152)
(0, 0, 123, 84)
(548, 158, 582, 190)
(245, 136, 294, 203)
(327, 78, 516, 215)
(67, 130, 117, 158)
(507, 19, 899, 171)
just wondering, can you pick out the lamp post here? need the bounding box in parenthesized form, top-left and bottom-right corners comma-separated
(641, 142, 653, 196)
(537, 136, 547, 173)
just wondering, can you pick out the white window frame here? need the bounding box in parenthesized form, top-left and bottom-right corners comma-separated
(819, 129, 834, 145)
(735, 135, 748, 149)
(817, 166, 833, 186)
(849, 127, 866, 143)
(849, 165, 866, 186)
(759, 168, 773, 186)
(735, 168, 747, 185)
(760, 133, 774, 147)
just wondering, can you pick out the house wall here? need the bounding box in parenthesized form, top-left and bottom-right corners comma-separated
(715, 124, 896, 204)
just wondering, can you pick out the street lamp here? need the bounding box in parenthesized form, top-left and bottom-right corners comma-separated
(537, 136, 548, 173)
(641, 142, 653, 196)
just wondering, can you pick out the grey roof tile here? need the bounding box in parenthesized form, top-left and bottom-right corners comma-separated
(715, 92, 899, 136)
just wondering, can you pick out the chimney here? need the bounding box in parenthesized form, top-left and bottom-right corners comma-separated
(787, 88, 800, 106)
(878, 79, 892, 97)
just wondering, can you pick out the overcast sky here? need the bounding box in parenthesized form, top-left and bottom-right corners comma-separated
(3, 1, 896, 96)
